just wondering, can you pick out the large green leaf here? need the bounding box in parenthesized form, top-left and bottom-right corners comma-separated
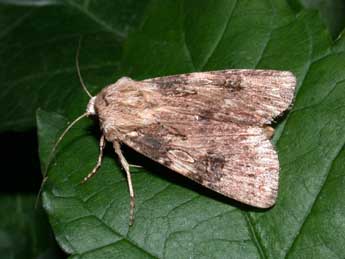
(0, 0, 148, 132)
(36, 0, 345, 258)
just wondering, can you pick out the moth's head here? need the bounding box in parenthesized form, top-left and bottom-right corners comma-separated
(86, 96, 97, 116)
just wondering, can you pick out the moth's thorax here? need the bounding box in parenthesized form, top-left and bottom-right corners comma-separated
(93, 76, 157, 141)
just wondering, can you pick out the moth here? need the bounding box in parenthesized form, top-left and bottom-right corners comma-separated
(48, 60, 296, 225)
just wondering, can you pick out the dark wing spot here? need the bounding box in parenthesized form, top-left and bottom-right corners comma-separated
(225, 76, 243, 92)
(140, 135, 162, 150)
(132, 134, 165, 161)
(199, 109, 214, 120)
(195, 153, 226, 183)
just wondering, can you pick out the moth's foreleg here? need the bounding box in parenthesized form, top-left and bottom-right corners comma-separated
(81, 134, 106, 184)
(113, 141, 135, 226)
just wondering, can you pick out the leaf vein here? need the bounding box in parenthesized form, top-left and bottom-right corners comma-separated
(0, 9, 35, 40)
(243, 212, 267, 259)
(200, 0, 238, 70)
(66, 0, 126, 39)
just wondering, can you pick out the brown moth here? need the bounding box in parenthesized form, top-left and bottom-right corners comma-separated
(47, 66, 296, 225)
(83, 69, 296, 223)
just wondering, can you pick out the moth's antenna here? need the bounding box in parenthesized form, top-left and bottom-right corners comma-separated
(35, 112, 89, 208)
(49, 112, 89, 160)
(76, 37, 93, 98)
(36, 39, 94, 207)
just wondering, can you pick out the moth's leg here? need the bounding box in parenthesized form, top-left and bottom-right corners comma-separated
(113, 141, 135, 226)
(129, 164, 142, 168)
(81, 134, 106, 184)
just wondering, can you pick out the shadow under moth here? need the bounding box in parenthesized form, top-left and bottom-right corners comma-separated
(48, 66, 296, 225)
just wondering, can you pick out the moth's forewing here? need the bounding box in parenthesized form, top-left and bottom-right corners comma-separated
(144, 70, 296, 125)
(94, 70, 296, 208)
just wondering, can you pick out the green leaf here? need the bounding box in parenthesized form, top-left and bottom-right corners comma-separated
(0, 194, 62, 259)
(0, 0, 148, 132)
(35, 0, 345, 258)
(292, 0, 345, 39)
